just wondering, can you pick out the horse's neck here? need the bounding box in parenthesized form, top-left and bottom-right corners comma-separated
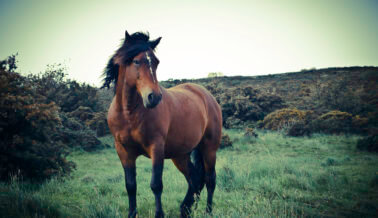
(115, 84, 141, 113)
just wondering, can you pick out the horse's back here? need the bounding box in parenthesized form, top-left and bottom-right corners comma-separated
(167, 83, 221, 121)
(165, 83, 222, 152)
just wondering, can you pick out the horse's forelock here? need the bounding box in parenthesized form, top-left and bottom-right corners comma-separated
(102, 31, 160, 92)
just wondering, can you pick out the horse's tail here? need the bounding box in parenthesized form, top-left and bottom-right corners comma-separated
(191, 146, 205, 193)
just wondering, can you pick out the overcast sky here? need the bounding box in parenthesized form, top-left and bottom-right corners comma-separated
(0, 0, 377, 86)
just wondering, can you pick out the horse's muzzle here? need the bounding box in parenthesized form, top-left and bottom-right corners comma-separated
(145, 93, 162, 109)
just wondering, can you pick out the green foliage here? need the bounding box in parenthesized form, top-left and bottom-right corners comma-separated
(207, 85, 285, 128)
(57, 113, 108, 151)
(244, 127, 258, 137)
(68, 106, 109, 137)
(0, 58, 75, 181)
(220, 132, 233, 149)
(0, 53, 18, 72)
(27, 64, 100, 113)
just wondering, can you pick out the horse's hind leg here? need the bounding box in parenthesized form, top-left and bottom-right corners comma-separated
(201, 145, 217, 214)
(172, 155, 202, 218)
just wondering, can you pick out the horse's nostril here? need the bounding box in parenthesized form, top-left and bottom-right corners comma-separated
(148, 93, 154, 102)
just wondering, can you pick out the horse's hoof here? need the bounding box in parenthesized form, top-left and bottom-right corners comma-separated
(180, 212, 191, 218)
(128, 209, 138, 218)
(206, 206, 212, 214)
(155, 210, 164, 218)
(180, 208, 191, 218)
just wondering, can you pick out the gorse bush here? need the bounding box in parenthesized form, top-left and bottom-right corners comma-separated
(310, 110, 368, 134)
(262, 108, 315, 131)
(0, 55, 111, 181)
(220, 132, 233, 149)
(205, 84, 285, 128)
(27, 64, 100, 113)
(0, 58, 75, 181)
(57, 113, 107, 151)
(68, 106, 110, 137)
(261, 108, 371, 136)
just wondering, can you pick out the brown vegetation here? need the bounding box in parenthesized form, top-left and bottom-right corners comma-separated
(161, 67, 377, 137)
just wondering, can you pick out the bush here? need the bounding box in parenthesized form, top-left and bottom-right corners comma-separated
(69, 106, 110, 137)
(220, 132, 233, 149)
(244, 128, 258, 137)
(263, 109, 369, 136)
(206, 85, 285, 128)
(314, 78, 366, 115)
(0, 60, 75, 181)
(85, 112, 109, 137)
(262, 108, 315, 131)
(310, 110, 354, 134)
(57, 113, 107, 151)
(286, 121, 311, 137)
(27, 64, 100, 113)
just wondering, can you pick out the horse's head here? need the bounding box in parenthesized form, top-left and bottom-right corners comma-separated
(102, 31, 162, 109)
(131, 49, 162, 108)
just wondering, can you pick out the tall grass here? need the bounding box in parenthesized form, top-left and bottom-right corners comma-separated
(1, 132, 377, 217)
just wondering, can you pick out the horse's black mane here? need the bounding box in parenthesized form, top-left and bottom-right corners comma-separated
(101, 31, 161, 90)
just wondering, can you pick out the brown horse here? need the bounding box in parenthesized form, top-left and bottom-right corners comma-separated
(102, 31, 222, 218)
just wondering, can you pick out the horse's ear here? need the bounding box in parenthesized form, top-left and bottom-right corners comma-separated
(150, 37, 162, 50)
(125, 30, 131, 42)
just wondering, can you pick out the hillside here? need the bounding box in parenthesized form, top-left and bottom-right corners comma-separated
(162, 66, 376, 109)
(159, 67, 378, 130)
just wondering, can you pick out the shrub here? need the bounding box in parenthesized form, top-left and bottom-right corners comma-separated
(262, 108, 314, 131)
(314, 78, 366, 115)
(69, 107, 109, 137)
(27, 64, 100, 113)
(263, 109, 369, 136)
(57, 113, 107, 151)
(310, 110, 354, 134)
(220, 132, 233, 149)
(68, 106, 94, 121)
(0, 61, 75, 181)
(56, 129, 106, 152)
(286, 121, 311, 137)
(86, 112, 109, 137)
(244, 128, 258, 137)
(206, 85, 285, 128)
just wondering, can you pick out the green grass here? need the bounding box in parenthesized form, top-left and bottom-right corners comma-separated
(1, 131, 377, 217)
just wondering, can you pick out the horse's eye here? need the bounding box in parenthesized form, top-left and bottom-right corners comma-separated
(133, 60, 140, 66)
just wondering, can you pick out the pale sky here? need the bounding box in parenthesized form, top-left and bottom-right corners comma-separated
(0, 0, 377, 86)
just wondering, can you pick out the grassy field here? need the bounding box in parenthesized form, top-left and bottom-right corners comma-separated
(1, 130, 377, 217)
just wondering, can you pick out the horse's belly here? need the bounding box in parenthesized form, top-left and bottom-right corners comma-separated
(164, 122, 205, 158)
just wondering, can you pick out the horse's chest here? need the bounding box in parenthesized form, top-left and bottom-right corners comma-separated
(112, 117, 147, 146)
(117, 128, 143, 145)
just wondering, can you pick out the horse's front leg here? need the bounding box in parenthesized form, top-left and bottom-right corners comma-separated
(150, 144, 165, 218)
(115, 141, 138, 218)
